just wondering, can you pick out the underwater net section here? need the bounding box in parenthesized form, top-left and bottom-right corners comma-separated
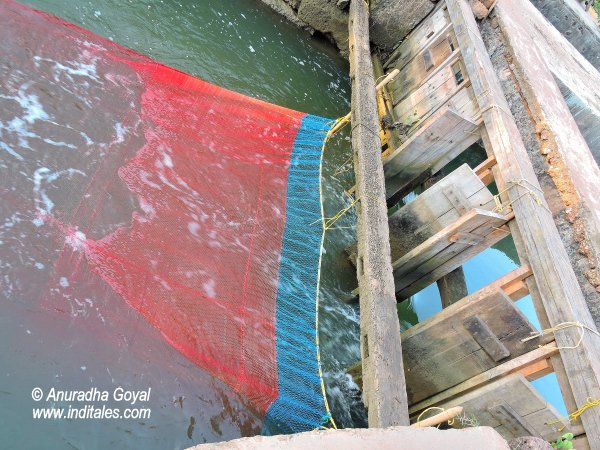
(0, 0, 335, 433)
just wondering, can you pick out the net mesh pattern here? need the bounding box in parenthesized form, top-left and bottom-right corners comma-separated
(0, 0, 333, 432)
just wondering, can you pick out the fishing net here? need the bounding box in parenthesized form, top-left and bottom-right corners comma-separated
(0, 0, 335, 433)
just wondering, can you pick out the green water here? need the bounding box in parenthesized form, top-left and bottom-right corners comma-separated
(8, 0, 565, 447)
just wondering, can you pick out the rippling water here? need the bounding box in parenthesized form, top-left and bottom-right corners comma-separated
(1, 1, 365, 448)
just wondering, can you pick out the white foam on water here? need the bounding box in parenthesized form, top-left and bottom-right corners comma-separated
(32, 167, 86, 219)
(34, 54, 101, 84)
(114, 122, 127, 144)
(203, 279, 216, 297)
(187, 221, 200, 237)
(162, 153, 173, 169)
(65, 230, 88, 251)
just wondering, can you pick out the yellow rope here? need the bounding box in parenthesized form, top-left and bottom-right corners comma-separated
(415, 406, 455, 428)
(313, 116, 349, 431)
(521, 321, 600, 350)
(492, 178, 549, 214)
(546, 397, 600, 432)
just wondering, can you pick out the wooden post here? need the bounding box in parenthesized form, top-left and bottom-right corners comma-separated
(446, 0, 600, 445)
(348, 0, 409, 427)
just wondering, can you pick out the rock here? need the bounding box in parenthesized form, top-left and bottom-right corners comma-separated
(297, 0, 350, 56)
(507, 436, 554, 450)
(370, 0, 436, 51)
(470, 0, 490, 19)
(336, 0, 350, 10)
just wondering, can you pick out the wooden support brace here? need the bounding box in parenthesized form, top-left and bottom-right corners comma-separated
(446, 0, 600, 445)
(348, 0, 409, 427)
(474, 155, 496, 185)
(409, 343, 559, 414)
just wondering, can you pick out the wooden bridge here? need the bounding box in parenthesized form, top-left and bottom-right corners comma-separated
(347, 0, 600, 448)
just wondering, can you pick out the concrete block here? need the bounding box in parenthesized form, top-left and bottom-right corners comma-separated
(187, 426, 510, 450)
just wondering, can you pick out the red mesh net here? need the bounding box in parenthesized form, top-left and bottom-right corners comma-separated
(1, 0, 314, 414)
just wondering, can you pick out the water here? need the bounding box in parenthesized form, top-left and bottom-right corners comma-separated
(1, 0, 565, 448)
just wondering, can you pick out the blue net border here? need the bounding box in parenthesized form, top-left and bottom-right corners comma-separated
(262, 114, 333, 434)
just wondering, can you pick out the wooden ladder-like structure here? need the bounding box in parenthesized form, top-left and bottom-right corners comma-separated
(348, 0, 600, 447)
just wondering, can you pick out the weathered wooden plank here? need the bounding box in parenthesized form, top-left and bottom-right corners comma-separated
(474, 155, 497, 185)
(388, 35, 458, 103)
(348, 0, 408, 427)
(447, 0, 600, 445)
(396, 222, 511, 299)
(383, 107, 480, 199)
(435, 373, 566, 441)
(488, 402, 533, 436)
(572, 435, 592, 450)
(384, 4, 451, 70)
(392, 209, 509, 296)
(464, 315, 511, 362)
(409, 343, 559, 414)
(402, 288, 545, 404)
(421, 172, 468, 308)
(392, 60, 468, 124)
(388, 164, 495, 261)
(483, 126, 583, 427)
(373, 55, 401, 152)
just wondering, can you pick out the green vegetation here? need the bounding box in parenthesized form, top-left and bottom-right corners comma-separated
(551, 433, 574, 450)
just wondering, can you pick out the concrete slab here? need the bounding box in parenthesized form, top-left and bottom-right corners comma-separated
(187, 426, 510, 449)
(529, 0, 600, 71)
(488, 0, 600, 318)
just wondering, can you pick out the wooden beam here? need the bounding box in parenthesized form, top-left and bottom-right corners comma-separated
(446, 0, 600, 445)
(392, 209, 512, 299)
(383, 106, 480, 200)
(409, 343, 559, 414)
(330, 67, 400, 135)
(412, 406, 464, 428)
(348, 0, 409, 427)
(474, 155, 496, 185)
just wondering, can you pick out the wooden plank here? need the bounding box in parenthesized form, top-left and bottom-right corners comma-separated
(520, 359, 553, 380)
(443, 185, 470, 214)
(464, 315, 511, 362)
(434, 373, 566, 441)
(348, 0, 409, 427)
(488, 401, 533, 436)
(387, 34, 458, 103)
(482, 127, 583, 429)
(392, 208, 502, 275)
(572, 435, 592, 450)
(474, 155, 496, 185)
(447, 0, 600, 445)
(409, 343, 559, 414)
(392, 60, 468, 124)
(490, 265, 533, 301)
(396, 222, 511, 299)
(383, 106, 480, 199)
(384, 4, 451, 70)
(402, 288, 545, 404)
(392, 209, 509, 295)
(372, 55, 401, 151)
(388, 164, 495, 260)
